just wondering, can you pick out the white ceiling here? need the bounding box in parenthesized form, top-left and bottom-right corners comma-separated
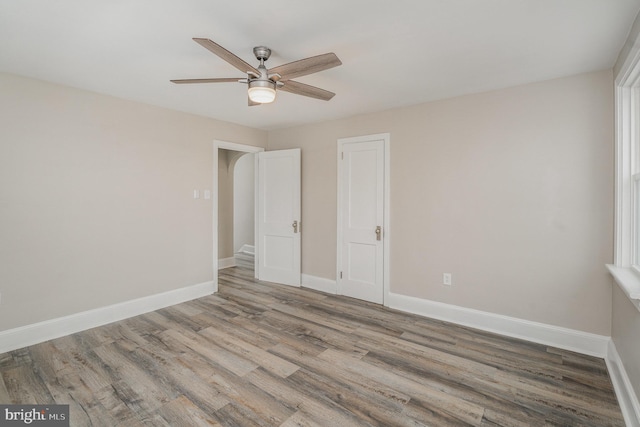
(1, 0, 639, 130)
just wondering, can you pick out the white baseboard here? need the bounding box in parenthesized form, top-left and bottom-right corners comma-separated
(0, 281, 214, 354)
(607, 340, 640, 427)
(218, 257, 237, 269)
(302, 274, 337, 294)
(386, 292, 610, 357)
(238, 244, 255, 255)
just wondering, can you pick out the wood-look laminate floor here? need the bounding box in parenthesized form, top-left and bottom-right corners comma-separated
(0, 260, 624, 426)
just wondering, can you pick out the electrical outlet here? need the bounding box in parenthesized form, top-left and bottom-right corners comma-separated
(443, 273, 452, 286)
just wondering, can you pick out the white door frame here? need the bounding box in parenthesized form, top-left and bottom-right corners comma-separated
(336, 133, 391, 305)
(213, 140, 264, 292)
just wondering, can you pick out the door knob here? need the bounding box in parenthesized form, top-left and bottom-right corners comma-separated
(293, 220, 298, 233)
(375, 226, 382, 241)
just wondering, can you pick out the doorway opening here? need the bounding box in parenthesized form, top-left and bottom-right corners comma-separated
(232, 152, 256, 267)
(213, 140, 264, 292)
(218, 149, 255, 267)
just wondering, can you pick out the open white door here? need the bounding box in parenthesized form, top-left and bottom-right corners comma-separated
(337, 135, 387, 304)
(257, 149, 301, 287)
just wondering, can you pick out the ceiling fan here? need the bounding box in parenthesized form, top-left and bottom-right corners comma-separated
(171, 38, 342, 106)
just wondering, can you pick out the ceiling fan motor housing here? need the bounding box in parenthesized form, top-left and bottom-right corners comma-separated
(253, 46, 271, 62)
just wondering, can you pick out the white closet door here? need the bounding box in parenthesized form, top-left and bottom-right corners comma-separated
(257, 149, 301, 286)
(338, 139, 384, 303)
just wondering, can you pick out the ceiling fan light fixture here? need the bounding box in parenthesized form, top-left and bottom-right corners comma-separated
(173, 39, 341, 103)
(248, 80, 276, 103)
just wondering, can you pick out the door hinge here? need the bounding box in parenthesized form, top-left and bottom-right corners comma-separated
(341, 152, 344, 160)
(340, 271, 343, 279)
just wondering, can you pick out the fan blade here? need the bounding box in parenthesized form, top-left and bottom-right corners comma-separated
(170, 78, 242, 84)
(248, 96, 261, 107)
(269, 53, 341, 81)
(279, 80, 335, 101)
(193, 38, 260, 76)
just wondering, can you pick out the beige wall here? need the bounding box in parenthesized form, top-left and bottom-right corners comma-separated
(268, 70, 614, 335)
(217, 149, 234, 260)
(0, 69, 618, 338)
(233, 153, 255, 253)
(0, 73, 267, 332)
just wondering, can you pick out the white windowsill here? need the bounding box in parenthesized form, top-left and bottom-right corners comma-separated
(606, 264, 640, 312)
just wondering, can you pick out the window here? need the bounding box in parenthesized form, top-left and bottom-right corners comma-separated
(610, 46, 640, 311)
(635, 172, 640, 269)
